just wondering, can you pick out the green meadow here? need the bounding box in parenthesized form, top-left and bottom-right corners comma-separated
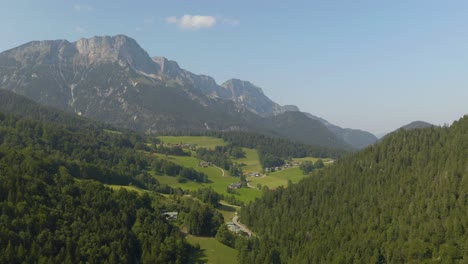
(235, 148, 262, 173)
(217, 203, 239, 223)
(152, 153, 258, 203)
(105, 184, 148, 194)
(158, 136, 226, 149)
(291, 156, 331, 163)
(151, 136, 329, 203)
(186, 236, 237, 264)
(249, 167, 310, 189)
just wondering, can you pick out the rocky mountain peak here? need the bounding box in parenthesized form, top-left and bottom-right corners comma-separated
(222, 78, 265, 96)
(282, 105, 300, 112)
(1, 39, 72, 66)
(75, 35, 156, 73)
(1, 35, 157, 74)
(220, 78, 285, 116)
(152, 56, 181, 77)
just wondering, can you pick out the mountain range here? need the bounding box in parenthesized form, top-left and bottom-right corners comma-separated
(0, 34, 377, 150)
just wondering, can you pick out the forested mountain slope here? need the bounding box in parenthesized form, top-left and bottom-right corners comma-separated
(0, 96, 224, 263)
(400, 120, 435, 130)
(0, 89, 109, 129)
(0, 115, 190, 263)
(240, 116, 467, 263)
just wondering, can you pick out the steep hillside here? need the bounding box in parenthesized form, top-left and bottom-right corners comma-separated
(240, 116, 467, 263)
(0, 100, 208, 263)
(0, 89, 98, 128)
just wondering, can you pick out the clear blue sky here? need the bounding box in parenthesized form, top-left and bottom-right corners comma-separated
(1, 0, 467, 134)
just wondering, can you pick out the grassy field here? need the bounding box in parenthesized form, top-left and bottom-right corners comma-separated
(153, 154, 225, 177)
(152, 153, 258, 203)
(186, 236, 237, 264)
(236, 148, 262, 173)
(292, 156, 331, 163)
(152, 156, 327, 202)
(269, 167, 311, 182)
(248, 167, 310, 189)
(151, 136, 331, 203)
(217, 203, 238, 223)
(158, 136, 226, 149)
(105, 184, 148, 194)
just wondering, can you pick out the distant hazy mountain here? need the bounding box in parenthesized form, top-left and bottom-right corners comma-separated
(0, 34, 364, 150)
(261, 111, 352, 149)
(304, 113, 377, 149)
(375, 132, 388, 139)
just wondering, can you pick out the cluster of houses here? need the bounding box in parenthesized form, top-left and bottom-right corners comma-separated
(264, 162, 299, 173)
(228, 182, 243, 189)
(161, 211, 178, 221)
(198, 161, 212, 167)
(226, 222, 241, 233)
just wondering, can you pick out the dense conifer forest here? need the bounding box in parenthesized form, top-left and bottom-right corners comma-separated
(0, 111, 196, 263)
(240, 116, 467, 263)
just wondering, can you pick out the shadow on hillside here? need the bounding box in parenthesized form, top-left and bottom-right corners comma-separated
(187, 247, 208, 264)
(217, 203, 236, 212)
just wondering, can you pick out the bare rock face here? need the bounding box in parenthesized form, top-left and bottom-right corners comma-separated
(221, 79, 284, 116)
(151, 56, 227, 97)
(282, 105, 300, 112)
(74, 35, 159, 74)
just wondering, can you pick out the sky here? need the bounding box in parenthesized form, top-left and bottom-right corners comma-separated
(0, 0, 467, 135)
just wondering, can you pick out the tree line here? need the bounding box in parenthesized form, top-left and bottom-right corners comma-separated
(0, 152, 190, 263)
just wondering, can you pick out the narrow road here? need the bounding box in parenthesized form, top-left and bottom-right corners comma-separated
(246, 182, 256, 189)
(212, 164, 225, 177)
(232, 216, 255, 237)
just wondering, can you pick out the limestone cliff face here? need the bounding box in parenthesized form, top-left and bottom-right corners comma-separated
(149, 57, 296, 117)
(151, 56, 228, 98)
(74, 35, 158, 74)
(221, 79, 285, 116)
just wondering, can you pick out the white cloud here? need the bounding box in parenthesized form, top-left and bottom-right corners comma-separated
(223, 18, 240, 26)
(166, 15, 217, 30)
(74, 4, 93, 12)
